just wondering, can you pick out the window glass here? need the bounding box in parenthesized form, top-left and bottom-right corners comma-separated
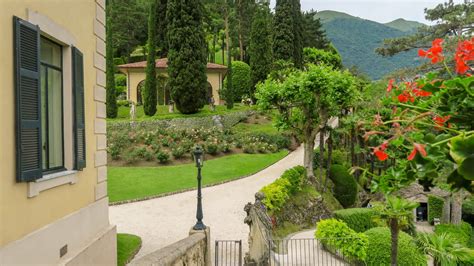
(40, 37, 64, 172)
(40, 38, 61, 68)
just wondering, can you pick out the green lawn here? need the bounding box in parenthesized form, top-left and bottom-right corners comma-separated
(112, 104, 253, 121)
(117, 233, 141, 266)
(233, 120, 280, 135)
(108, 151, 288, 203)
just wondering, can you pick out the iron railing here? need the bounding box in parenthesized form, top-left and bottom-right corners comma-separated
(268, 238, 354, 266)
(215, 240, 242, 266)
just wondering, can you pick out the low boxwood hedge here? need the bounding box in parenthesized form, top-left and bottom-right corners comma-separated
(428, 195, 444, 225)
(333, 208, 378, 232)
(329, 164, 358, 208)
(365, 227, 427, 266)
(315, 218, 368, 263)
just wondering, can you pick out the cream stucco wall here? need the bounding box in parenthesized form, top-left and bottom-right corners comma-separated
(0, 1, 113, 264)
(121, 68, 226, 105)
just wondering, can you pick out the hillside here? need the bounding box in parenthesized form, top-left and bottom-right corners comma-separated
(385, 18, 425, 32)
(315, 11, 421, 80)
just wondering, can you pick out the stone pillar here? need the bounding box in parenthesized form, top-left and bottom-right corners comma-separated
(190, 227, 211, 266)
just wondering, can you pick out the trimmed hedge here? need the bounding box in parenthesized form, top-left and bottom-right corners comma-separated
(315, 219, 368, 263)
(329, 164, 358, 208)
(428, 195, 444, 225)
(260, 166, 306, 213)
(223, 61, 252, 101)
(333, 208, 378, 233)
(435, 222, 472, 246)
(365, 227, 427, 266)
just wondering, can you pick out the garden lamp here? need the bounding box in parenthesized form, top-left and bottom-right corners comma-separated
(193, 146, 206, 230)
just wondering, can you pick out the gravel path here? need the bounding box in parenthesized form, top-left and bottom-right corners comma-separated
(109, 145, 305, 260)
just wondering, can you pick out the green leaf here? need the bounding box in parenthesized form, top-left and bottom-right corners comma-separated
(458, 155, 474, 181)
(449, 135, 474, 164)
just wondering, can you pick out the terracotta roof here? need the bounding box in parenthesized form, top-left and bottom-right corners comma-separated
(118, 58, 227, 70)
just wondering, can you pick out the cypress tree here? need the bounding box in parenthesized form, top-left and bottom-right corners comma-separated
(273, 0, 294, 62)
(167, 0, 208, 114)
(249, 2, 272, 93)
(224, 1, 234, 109)
(143, 0, 158, 116)
(291, 0, 303, 68)
(156, 0, 168, 58)
(106, 0, 117, 118)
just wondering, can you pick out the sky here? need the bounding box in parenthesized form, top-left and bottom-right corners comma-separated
(269, 0, 467, 24)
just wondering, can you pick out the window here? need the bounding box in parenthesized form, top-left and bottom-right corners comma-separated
(40, 38, 64, 173)
(14, 16, 86, 183)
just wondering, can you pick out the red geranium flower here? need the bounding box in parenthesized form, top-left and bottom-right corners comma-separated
(397, 91, 414, 103)
(373, 142, 389, 161)
(387, 79, 395, 92)
(418, 39, 444, 64)
(455, 38, 474, 74)
(407, 143, 427, 161)
(413, 88, 432, 97)
(433, 115, 451, 130)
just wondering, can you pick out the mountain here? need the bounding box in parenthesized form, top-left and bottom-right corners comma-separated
(385, 18, 425, 32)
(314, 11, 425, 80)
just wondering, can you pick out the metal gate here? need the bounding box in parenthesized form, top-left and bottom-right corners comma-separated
(268, 238, 351, 266)
(215, 240, 243, 266)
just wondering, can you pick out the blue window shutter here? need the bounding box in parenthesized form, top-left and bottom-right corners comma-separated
(14, 16, 42, 182)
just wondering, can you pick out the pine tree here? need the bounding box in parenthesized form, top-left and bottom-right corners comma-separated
(302, 10, 329, 49)
(273, 0, 294, 62)
(106, 0, 117, 118)
(249, 2, 272, 94)
(167, 0, 208, 114)
(143, 0, 158, 116)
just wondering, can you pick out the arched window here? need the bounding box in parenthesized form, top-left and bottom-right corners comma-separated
(137, 80, 145, 105)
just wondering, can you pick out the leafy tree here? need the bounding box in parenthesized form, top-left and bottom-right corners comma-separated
(248, 2, 272, 93)
(236, 0, 255, 62)
(106, 0, 117, 118)
(303, 47, 342, 69)
(256, 64, 356, 183)
(417, 232, 474, 266)
(223, 61, 251, 101)
(143, 0, 158, 116)
(167, 0, 208, 114)
(302, 9, 329, 49)
(377, 0, 474, 57)
(108, 0, 148, 62)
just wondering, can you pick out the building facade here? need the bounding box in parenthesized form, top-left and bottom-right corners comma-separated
(0, 0, 116, 264)
(118, 58, 227, 105)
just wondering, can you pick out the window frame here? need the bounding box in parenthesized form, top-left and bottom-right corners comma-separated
(39, 36, 66, 175)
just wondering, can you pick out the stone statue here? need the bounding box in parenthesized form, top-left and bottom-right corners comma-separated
(129, 101, 136, 123)
(244, 192, 273, 266)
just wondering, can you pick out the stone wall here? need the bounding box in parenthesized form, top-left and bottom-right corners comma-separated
(130, 227, 211, 266)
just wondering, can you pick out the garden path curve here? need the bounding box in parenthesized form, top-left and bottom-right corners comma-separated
(109, 144, 305, 260)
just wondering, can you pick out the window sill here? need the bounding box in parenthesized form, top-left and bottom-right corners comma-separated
(28, 170, 78, 198)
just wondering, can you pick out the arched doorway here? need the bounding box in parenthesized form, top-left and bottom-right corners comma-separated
(137, 80, 145, 105)
(207, 82, 213, 104)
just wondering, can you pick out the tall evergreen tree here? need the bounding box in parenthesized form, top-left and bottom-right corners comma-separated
(249, 2, 272, 93)
(302, 10, 329, 49)
(273, 0, 303, 68)
(236, 0, 255, 62)
(156, 0, 168, 58)
(273, 0, 294, 62)
(291, 0, 304, 68)
(224, 0, 234, 109)
(167, 0, 208, 114)
(106, 0, 117, 118)
(143, 0, 158, 116)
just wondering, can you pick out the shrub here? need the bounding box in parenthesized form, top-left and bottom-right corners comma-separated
(315, 219, 368, 262)
(223, 61, 251, 101)
(333, 208, 378, 232)
(329, 164, 358, 208)
(143, 150, 154, 161)
(205, 142, 219, 155)
(108, 144, 122, 160)
(260, 166, 306, 212)
(463, 198, 474, 226)
(117, 99, 131, 107)
(428, 195, 444, 225)
(155, 151, 170, 164)
(171, 146, 186, 159)
(365, 227, 427, 266)
(123, 148, 140, 165)
(435, 222, 472, 246)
